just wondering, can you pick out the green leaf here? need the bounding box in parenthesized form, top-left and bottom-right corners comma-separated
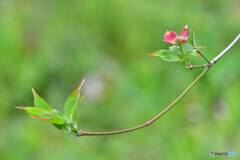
(32, 88, 52, 110)
(16, 107, 65, 124)
(183, 43, 194, 54)
(169, 46, 181, 55)
(149, 50, 181, 62)
(191, 27, 196, 47)
(64, 79, 85, 123)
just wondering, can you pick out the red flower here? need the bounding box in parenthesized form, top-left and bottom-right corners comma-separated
(163, 25, 189, 45)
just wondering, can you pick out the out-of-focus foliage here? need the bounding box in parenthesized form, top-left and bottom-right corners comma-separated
(0, 0, 240, 159)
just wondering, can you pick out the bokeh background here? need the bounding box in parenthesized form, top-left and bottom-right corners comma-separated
(0, 0, 240, 159)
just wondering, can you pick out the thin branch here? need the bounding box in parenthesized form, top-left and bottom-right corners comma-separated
(196, 49, 210, 64)
(146, 67, 210, 125)
(210, 34, 240, 65)
(186, 64, 209, 70)
(77, 123, 147, 136)
(77, 34, 240, 136)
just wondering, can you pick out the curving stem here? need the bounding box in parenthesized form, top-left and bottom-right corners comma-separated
(77, 34, 240, 136)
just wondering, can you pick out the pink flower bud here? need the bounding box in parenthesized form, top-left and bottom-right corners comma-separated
(163, 25, 189, 45)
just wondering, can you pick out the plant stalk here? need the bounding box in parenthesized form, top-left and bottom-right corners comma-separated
(196, 49, 210, 64)
(77, 34, 240, 136)
(179, 44, 185, 57)
(186, 64, 209, 70)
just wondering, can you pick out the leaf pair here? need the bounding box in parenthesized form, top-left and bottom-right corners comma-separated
(16, 79, 86, 135)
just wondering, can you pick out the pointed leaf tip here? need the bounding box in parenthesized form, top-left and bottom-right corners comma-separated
(148, 52, 158, 56)
(149, 51, 158, 56)
(15, 106, 22, 109)
(32, 88, 39, 97)
(79, 78, 85, 90)
(31, 88, 52, 110)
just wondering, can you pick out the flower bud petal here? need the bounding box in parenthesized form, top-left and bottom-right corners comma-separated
(163, 31, 178, 44)
(180, 25, 189, 39)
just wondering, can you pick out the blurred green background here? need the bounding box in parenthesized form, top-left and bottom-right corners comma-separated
(0, 0, 240, 159)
